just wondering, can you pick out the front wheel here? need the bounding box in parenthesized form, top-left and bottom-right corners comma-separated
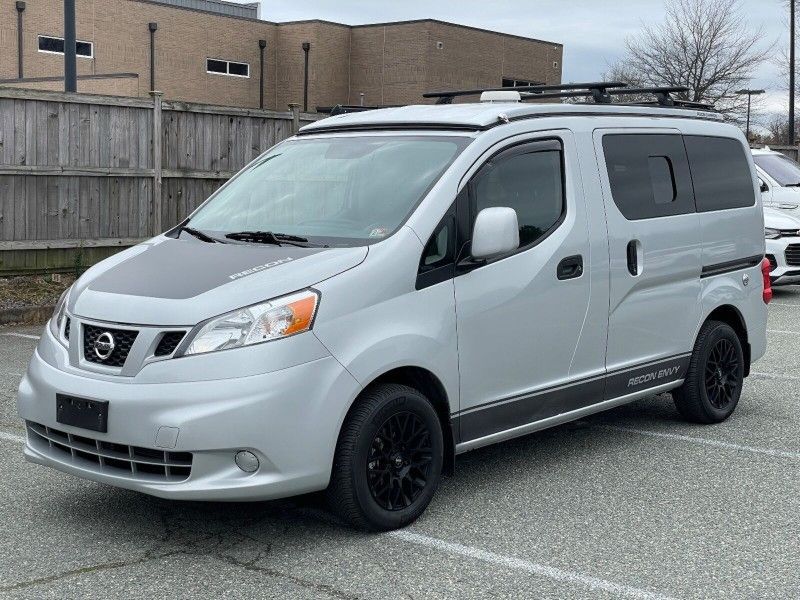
(326, 383, 444, 531)
(673, 320, 744, 424)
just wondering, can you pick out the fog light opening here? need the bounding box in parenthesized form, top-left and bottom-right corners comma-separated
(235, 450, 259, 473)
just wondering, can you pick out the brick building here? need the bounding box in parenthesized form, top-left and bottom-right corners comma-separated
(0, 0, 563, 110)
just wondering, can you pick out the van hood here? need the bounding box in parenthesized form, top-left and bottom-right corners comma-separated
(764, 206, 800, 231)
(69, 236, 368, 326)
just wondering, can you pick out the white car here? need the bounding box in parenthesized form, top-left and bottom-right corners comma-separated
(764, 206, 800, 286)
(753, 147, 800, 217)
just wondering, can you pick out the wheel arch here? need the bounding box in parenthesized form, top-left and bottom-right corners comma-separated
(349, 366, 456, 476)
(703, 304, 750, 376)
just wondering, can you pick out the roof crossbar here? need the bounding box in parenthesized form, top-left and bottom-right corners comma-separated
(421, 82, 716, 111)
(423, 82, 629, 104)
(521, 84, 715, 111)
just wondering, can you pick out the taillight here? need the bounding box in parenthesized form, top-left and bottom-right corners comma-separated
(761, 257, 773, 304)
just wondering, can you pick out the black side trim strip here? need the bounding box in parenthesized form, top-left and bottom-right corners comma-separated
(701, 255, 763, 278)
(454, 354, 690, 444)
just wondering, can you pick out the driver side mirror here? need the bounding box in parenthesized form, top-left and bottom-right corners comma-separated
(759, 179, 769, 193)
(471, 207, 519, 259)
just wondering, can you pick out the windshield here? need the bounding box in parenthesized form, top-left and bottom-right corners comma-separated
(754, 153, 800, 187)
(187, 135, 470, 246)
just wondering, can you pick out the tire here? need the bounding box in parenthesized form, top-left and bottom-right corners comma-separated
(326, 383, 444, 531)
(673, 320, 744, 424)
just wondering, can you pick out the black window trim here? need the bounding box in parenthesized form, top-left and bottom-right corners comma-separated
(415, 200, 460, 290)
(461, 137, 567, 270)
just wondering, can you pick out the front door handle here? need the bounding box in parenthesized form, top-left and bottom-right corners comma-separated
(557, 255, 584, 280)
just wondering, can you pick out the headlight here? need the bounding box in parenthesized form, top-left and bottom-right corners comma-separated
(765, 227, 782, 240)
(49, 287, 70, 342)
(182, 289, 319, 356)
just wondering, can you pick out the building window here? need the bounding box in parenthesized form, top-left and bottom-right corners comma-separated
(38, 35, 93, 58)
(502, 78, 543, 88)
(206, 58, 250, 78)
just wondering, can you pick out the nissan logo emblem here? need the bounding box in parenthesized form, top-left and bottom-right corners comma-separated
(93, 332, 116, 360)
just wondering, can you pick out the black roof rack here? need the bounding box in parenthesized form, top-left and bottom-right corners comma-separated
(317, 104, 400, 116)
(422, 82, 716, 111)
(423, 82, 629, 104)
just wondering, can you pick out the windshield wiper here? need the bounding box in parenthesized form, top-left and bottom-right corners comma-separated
(784, 182, 800, 187)
(179, 225, 223, 243)
(224, 231, 321, 247)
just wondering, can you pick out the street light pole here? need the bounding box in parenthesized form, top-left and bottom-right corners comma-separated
(736, 89, 765, 143)
(791, 0, 796, 144)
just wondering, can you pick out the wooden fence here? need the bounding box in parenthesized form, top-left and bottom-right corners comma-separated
(0, 87, 321, 274)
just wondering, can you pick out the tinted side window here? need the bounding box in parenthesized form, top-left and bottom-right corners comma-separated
(602, 134, 695, 219)
(472, 147, 564, 249)
(684, 136, 755, 211)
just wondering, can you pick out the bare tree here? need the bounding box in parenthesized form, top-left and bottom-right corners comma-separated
(609, 0, 772, 118)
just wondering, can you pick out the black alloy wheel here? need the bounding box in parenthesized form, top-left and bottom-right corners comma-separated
(327, 383, 444, 531)
(704, 338, 741, 410)
(366, 411, 433, 511)
(673, 320, 744, 424)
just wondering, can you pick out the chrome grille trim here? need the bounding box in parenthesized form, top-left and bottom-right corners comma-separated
(26, 421, 192, 482)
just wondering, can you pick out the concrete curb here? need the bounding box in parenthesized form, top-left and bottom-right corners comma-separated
(0, 305, 54, 326)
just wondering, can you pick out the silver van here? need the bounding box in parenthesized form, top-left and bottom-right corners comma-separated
(18, 84, 770, 530)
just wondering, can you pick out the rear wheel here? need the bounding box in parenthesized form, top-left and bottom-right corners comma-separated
(326, 383, 443, 531)
(673, 320, 744, 424)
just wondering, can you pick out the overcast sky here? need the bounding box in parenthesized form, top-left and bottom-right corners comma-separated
(258, 0, 789, 122)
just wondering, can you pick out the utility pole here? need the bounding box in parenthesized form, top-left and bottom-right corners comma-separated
(791, 0, 796, 144)
(258, 39, 266, 109)
(302, 42, 310, 112)
(64, 0, 77, 92)
(148, 22, 158, 92)
(16, 1, 25, 79)
(736, 89, 765, 143)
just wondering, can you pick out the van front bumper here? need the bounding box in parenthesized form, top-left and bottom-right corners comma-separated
(17, 338, 361, 501)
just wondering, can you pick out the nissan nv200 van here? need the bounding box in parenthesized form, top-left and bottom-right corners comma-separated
(18, 85, 770, 530)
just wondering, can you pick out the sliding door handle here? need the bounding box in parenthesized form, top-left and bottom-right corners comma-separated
(627, 240, 639, 276)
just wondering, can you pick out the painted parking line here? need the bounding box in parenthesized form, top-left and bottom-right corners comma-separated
(0, 332, 41, 340)
(595, 424, 800, 460)
(770, 302, 800, 307)
(766, 329, 799, 335)
(0, 435, 674, 600)
(390, 530, 676, 600)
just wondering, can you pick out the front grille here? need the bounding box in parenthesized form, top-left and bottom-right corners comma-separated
(154, 331, 185, 357)
(26, 421, 192, 482)
(83, 324, 138, 367)
(64, 317, 71, 340)
(786, 244, 800, 267)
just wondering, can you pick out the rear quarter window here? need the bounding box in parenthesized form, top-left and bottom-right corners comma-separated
(684, 136, 755, 212)
(602, 134, 695, 220)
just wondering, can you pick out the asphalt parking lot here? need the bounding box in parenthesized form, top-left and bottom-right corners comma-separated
(1, 290, 800, 600)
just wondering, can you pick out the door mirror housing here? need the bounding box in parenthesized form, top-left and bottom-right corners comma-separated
(471, 207, 519, 259)
(759, 178, 769, 193)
